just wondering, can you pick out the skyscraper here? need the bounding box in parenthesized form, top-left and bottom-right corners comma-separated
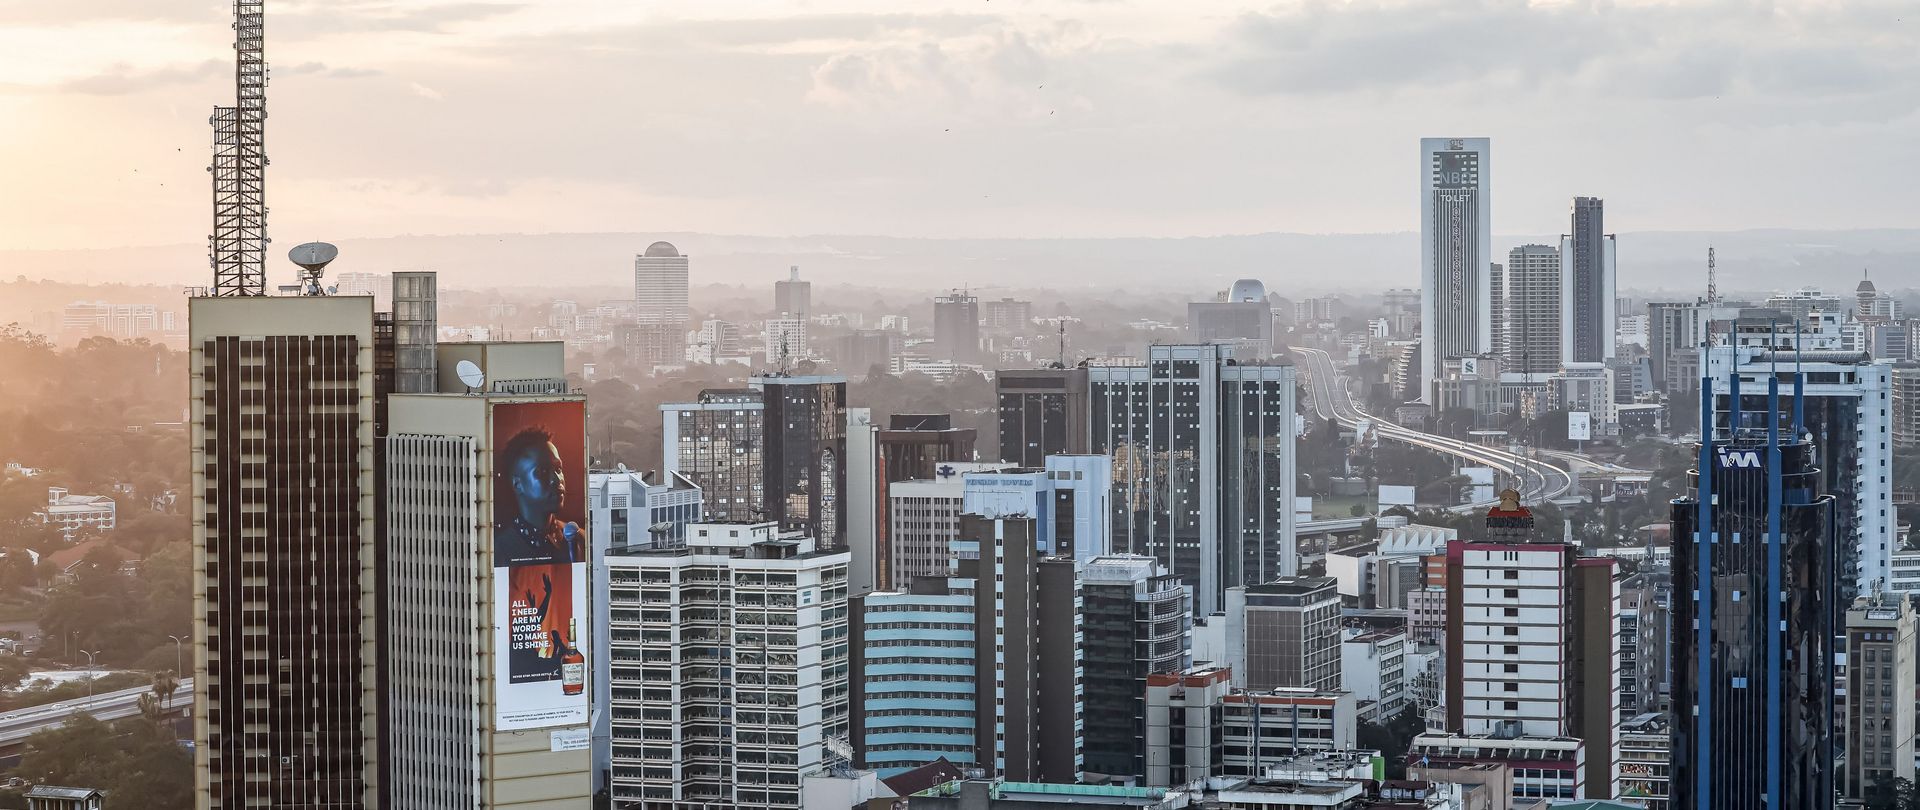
(756, 374, 848, 548)
(1561, 197, 1617, 365)
(1079, 555, 1192, 782)
(384, 345, 591, 808)
(1505, 244, 1563, 375)
(662, 388, 765, 522)
(1090, 344, 1296, 612)
(1672, 369, 1838, 810)
(933, 292, 981, 364)
(1420, 137, 1494, 403)
(1648, 301, 1706, 397)
(191, 295, 380, 807)
(996, 367, 1089, 467)
(633, 241, 689, 319)
(1708, 344, 1894, 598)
(773, 265, 810, 320)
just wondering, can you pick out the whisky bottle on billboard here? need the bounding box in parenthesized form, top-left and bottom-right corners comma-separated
(561, 618, 585, 696)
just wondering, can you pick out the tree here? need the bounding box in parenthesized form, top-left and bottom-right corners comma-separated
(15, 713, 190, 810)
(1357, 702, 1426, 779)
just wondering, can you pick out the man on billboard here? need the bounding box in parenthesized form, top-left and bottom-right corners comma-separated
(498, 426, 586, 566)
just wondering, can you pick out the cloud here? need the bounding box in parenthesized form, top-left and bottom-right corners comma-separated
(408, 81, 444, 100)
(277, 1, 523, 39)
(0, 0, 219, 25)
(57, 59, 224, 95)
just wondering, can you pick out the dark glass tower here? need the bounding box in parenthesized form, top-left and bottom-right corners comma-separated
(1671, 369, 1838, 810)
(757, 375, 848, 548)
(996, 367, 1089, 467)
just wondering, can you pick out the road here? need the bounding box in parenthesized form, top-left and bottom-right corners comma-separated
(0, 678, 192, 751)
(1293, 347, 1573, 511)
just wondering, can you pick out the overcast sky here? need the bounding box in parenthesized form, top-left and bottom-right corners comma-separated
(1, 0, 1915, 251)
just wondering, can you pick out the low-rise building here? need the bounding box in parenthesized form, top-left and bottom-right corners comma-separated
(33, 487, 115, 533)
(1144, 665, 1358, 787)
(1409, 733, 1585, 804)
(1617, 713, 1669, 810)
(1341, 628, 1408, 724)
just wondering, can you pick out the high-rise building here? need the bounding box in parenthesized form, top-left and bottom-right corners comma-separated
(1220, 577, 1342, 692)
(773, 265, 810, 321)
(995, 367, 1090, 467)
(1857, 274, 1902, 322)
(1079, 555, 1191, 782)
(1561, 197, 1617, 365)
(390, 272, 438, 394)
(1672, 369, 1839, 810)
(933, 292, 981, 364)
(1090, 344, 1297, 612)
(883, 462, 1016, 590)
(662, 389, 765, 522)
(1843, 592, 1917, 802)
(851, 513, 1082, 782)
(690, 319, 745, 364)
(1894, 362, 1920, 450)
(1648, 302, 1704, 398)
(1420, 137, 1494, 403)
(1143, 665, 1359, 787)
(835, 330, 896, 379)
(1708, 344, 1894, 598)
(1441, 490, 1621, 800)
(981, 298, 1033, 334)
(756, 375, 848, 549)
(603, 521, 850, 809)
(585, 468, 703, 795)
(844, 408, 882, 596)
(1504, 244, 1563, 376)
(190, 295, 380, 807)
(634, 241, 689, 321)
(1488, 261, 1506, 361)
(762, 318, 808, 365)
(1340, 627, 1409, 724)
(384, 346, 591, 808)
(1188, 279, 1276, 354)
(876, 414, 977, 484)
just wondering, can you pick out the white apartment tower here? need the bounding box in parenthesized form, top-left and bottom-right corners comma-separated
(634, 241, 690, 361)
(1420, 137, 1494, 403)
(603, 521, 850, 810)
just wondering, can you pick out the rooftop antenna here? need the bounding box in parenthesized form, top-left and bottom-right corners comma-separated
(208, 0, 270, 297)
(288, 241, 338, 297)
(1057, 320, 1067, 368)
(1706, 247, 1717, 307)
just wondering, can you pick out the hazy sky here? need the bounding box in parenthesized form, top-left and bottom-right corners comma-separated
(2, 0, 1915, 251)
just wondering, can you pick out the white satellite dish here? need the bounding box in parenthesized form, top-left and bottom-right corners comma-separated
(455, 359, 485, 392)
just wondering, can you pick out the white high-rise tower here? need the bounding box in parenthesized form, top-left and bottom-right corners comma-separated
(1419, 137, 1493, 403)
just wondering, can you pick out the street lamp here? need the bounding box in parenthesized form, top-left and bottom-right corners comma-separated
(81, 650, 102, 700)
(167, 634, 186, 679)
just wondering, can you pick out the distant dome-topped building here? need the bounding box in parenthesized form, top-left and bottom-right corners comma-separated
(1229, 279, 1266, 303)
(644, 241, 681, 258)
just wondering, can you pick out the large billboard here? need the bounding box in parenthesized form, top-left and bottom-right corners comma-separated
(1568, 411, 1592, 442)
(492, 400, 589, 731)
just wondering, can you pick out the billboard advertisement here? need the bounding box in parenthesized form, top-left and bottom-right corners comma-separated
(1568, 411, 1592, 442)
(492, 400, 589, 731)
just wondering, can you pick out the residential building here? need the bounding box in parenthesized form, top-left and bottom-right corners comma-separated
(190, 294, 380, 807)
(774, 266, 810, 321)
(933, 292, 981, 364)
(1560, 197, 1617, 365)
(385, 347, 591, 808)
(1419, 137, 1494, 404)
(1707, 344, 1895, 598)
(1671, 370, 1840, 810)
(1080, 555, 1192, 782)
(1341, 628, 1408, 724)
(1844, 593, 1918, 802)
(763, 318, 808, 364)
(996, 367, 1090, 467)
(1222, 578, 1342, 692)
(603, 521, 850, 809)
(1647, 301, 1705, 398)
(851, 513, 1083, 783)
(662, 388, 765, 522)
(1090, 344, 1297, 612)
(878, 414, 978, 484)
(1441, 490, 1621, 800)
(33, 487, 115, 533)
(1504, 244, 1562, 375)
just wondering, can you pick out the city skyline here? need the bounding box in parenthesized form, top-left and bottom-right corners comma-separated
(4, 1, 1918, 252)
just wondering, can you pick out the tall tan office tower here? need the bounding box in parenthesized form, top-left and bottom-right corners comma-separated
(190, 295, 381, 808)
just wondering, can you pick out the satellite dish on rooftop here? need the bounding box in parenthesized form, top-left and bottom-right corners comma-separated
(456, 359, 485, 392)
(288, 242, 339, 296)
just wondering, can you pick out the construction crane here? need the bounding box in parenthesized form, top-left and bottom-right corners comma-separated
(209, 0, 269, 296)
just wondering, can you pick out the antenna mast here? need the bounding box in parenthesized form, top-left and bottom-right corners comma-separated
(209, 0, 269, 296)
(1057, 320, 1066, 367)
(1705, 247, 1717, 306)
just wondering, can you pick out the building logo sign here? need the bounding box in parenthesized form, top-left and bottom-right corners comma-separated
(1716, 448, 1763, 469)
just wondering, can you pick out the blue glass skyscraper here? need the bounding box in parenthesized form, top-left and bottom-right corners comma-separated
(1671, 366, 1838, 809)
